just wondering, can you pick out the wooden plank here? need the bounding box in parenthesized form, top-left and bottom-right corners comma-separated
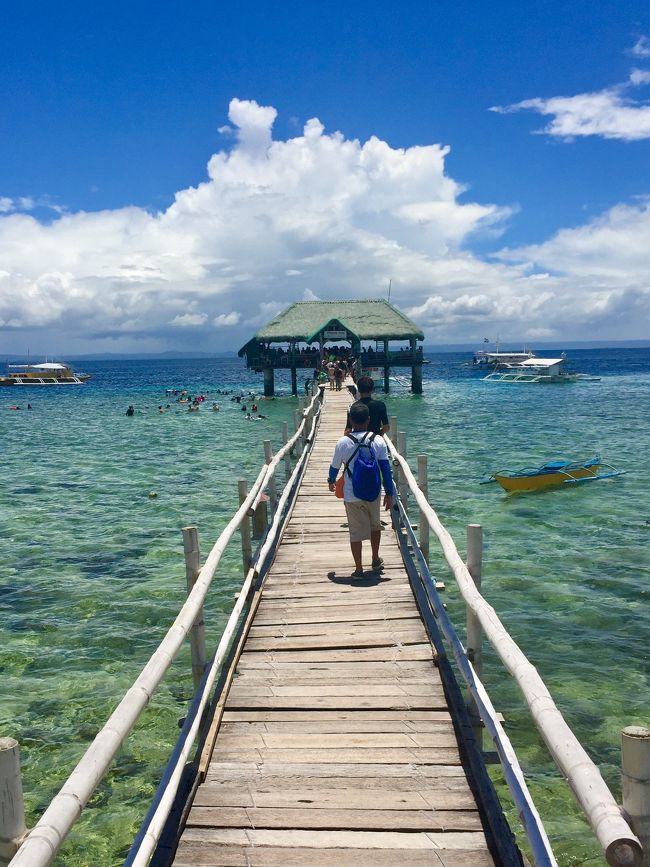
(173, 844, 495, 866)
(177, 827, 490, 850)
(238, 646, 434, 663)
(220, 710, 452, 722)
(232, 661, 437, 677)
(193, 786, 476, 810)
(228, 679, 443, 694)
(218, 720, 453, 734)
(185, 805, 483, 832)
(224, 694, 447, 709)
(205, 762, 470, 781)
(208, 748, 463, 764)
(213, 732, 459, 749)
(243, 634, 428, 652)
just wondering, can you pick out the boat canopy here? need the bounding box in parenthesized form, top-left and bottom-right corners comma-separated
(517, 358, 564, 368)
(10, 362, 69, 370)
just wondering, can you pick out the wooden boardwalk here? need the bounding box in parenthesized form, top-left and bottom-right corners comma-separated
(171, 387, 501, 867)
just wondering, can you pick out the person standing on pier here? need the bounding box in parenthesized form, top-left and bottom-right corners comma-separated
(328, 402, 394, 578)
(345, 375, 389, 435)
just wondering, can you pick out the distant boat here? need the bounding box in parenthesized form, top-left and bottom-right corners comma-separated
(480, 456, 625, 493)
(473, 338, 536, 368)
(482, 356, 600, 383)
(0, 361, 92, 386)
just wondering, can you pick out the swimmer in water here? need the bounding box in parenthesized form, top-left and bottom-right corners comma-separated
(126, 405, 135, 416)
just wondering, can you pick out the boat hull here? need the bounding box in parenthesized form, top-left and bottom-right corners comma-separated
(0, 376, 91, 386)
(494, 465, 601, 492)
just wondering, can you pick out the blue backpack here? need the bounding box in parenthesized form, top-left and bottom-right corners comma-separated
(346, 432, 381, 501)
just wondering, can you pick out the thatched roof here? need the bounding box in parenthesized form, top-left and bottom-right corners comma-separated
(239, 300, 423, 354)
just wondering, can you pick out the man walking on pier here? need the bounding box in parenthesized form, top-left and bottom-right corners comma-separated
(345, 375, 389, 435)
(328, 402, 394, 578)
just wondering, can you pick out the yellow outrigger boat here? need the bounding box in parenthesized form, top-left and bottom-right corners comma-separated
(481, 456, 625, 493)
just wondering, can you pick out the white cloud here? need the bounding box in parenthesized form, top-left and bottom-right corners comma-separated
(0, 97, 648, 351)
(631, 36, 650, 58)
(630, 68, 650, 85)
(213, 311, 240, 326)
(171, 312, 208, 327)
(491, 70, 650, 141)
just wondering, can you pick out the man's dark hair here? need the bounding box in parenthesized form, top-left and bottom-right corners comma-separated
(356, 376, 375, 393)
(349, 401, 370, 424)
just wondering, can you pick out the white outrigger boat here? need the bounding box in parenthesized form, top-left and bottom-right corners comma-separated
(483, 357, 600, 384)
(0, 361, 91, 386)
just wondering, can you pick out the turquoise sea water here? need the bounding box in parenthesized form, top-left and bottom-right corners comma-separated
(1, 350, 648, 866)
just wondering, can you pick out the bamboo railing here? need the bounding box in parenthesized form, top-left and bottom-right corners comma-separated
(386, 436, 643, 867)
(5, 391, 323, 867)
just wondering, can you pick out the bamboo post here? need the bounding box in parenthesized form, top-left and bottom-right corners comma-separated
(237, 480, 253, 572)
(417, 455, 429, 563)
(263, 440, 278, 513)
(281, 422, 292, 482)
(466, 523, 483, 746)
(181, 527, 207, 690)
(0, 737, 27, 865)
(389, 415, 398, 444)
(622, 726, 650, 865)
(252, 498, 268, 540)
(397, 431, 408, 507)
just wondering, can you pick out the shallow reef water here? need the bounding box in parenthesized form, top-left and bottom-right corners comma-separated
(1, 350, 648, 866)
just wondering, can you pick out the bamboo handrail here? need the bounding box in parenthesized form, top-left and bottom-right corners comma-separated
(395, 496, 557, 866)
(125, 409, 320, 866)
(9, 392, 323, 867)
(387, 441, 642, 867)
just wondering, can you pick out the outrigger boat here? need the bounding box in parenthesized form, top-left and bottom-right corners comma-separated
(483, 356, 600, 383)
(0, 361, 91, 386)
(481, 456, 625, 492)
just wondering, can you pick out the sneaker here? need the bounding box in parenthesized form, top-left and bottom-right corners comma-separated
(371, 557, 384, 570)
(351, 568, 365, 579)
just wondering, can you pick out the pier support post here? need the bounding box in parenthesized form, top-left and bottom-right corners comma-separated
(0, 738, 27, 865)
(252, 498, 269, 540)
(466, 524, 483, 747)
(389, 415, 398, 444)
(263, 367, 274, 397)
(281, 422, 292, 482)
(411, 364, 423, 394)
(397, 432, 408, 509)
(417, 455, 429, 564)
(383, 340, 390, 393)
(263, 440, 278, 513)
(622, 725, 650, 864)
(238, 480, 253, 572)
(411, 337, 423, 394)
(291, 366, 297, 396)
(182, 527, 208, 690)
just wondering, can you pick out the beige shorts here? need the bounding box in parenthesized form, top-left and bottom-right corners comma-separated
(345, 497, 382, 542)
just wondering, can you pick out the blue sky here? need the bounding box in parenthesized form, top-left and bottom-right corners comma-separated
(1, 0, 649, 353)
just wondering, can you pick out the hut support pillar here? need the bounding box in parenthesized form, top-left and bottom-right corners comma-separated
(383, 339, 390, 393)
(411, 338, 423, 394)
(263, 367, 275, 397)
(291, 366, 297, 396)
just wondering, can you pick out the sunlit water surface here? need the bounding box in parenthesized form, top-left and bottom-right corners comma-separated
(1, 350, 648, 866)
